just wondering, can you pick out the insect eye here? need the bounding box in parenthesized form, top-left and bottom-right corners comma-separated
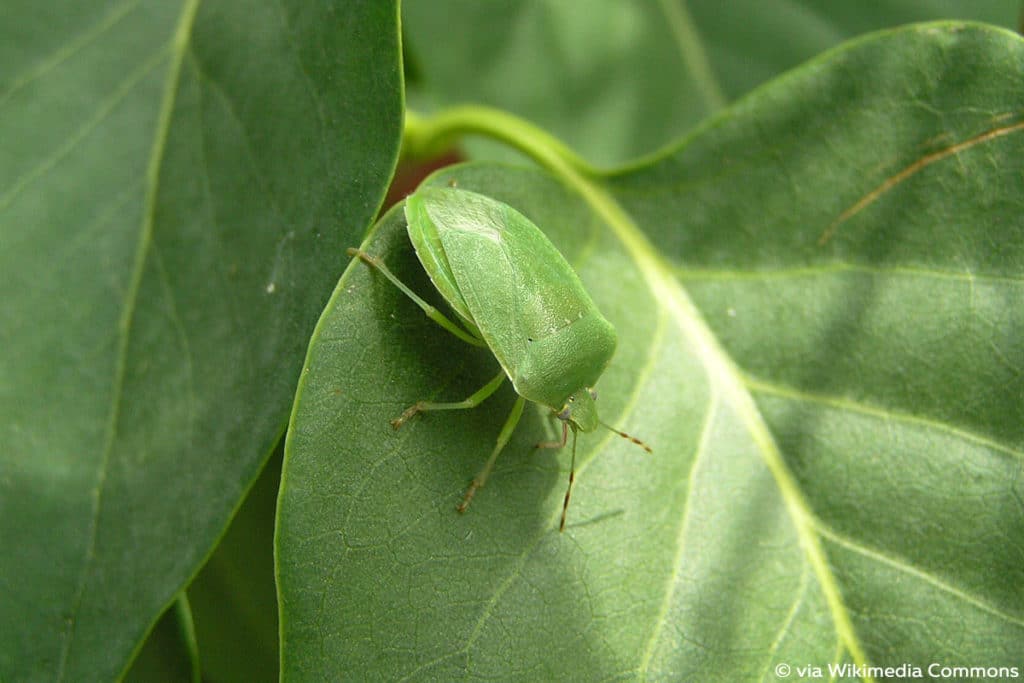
(588, 388, 598, 400)
(557, 406, 571, 420)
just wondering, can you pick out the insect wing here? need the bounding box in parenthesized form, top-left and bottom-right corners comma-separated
(405, 193, 478, 331)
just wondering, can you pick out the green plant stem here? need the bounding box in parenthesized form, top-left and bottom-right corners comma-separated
(404, 106, 598, 178)
(173, 593, 201, 683)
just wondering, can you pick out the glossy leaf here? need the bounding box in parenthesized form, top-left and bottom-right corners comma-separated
(403, 0, 1018, 165)
(279, 22, 1024, 680)
(0, 2, 401, 680)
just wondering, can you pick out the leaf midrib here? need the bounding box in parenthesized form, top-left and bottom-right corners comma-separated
(574, 154, 873, 679)
(56, 1, 202, 679)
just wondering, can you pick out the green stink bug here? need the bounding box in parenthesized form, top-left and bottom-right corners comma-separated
(348, 183, 649, 531)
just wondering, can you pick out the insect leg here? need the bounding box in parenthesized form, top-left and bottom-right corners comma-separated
(559, 430, 579, 532)
(347, 248, 485, 347)
(534, 421, 568, 450)
(391, 370, 506, 429)
(457, 395, 526, 514)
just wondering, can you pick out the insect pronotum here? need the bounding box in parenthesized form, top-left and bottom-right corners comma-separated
(348, 182, 650, 531)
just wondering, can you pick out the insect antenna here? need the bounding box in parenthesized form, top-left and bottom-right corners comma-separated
(559, 429, 578, 532)
(598, 420, 652, 453)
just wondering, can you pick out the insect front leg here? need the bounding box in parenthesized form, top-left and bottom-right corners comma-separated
(533, 421, 578, 531)
(534, 421, 568, 450)
(391, 370, 506, 429)
(346, 248, 485, 347)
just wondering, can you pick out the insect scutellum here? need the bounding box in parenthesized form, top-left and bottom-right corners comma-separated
(348, 181, 650, 531)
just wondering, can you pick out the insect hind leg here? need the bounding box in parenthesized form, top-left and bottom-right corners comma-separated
(534, 421, 568, 450)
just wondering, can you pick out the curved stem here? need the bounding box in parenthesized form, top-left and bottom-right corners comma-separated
(403, 106, 633, 255)
(403, 105, 598, 180)
(173, 592, 201, 683)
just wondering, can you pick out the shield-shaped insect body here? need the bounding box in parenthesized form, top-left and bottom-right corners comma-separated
(348, 183, 649, 531)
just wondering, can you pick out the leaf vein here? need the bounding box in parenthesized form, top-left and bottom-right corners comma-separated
(637, 393, 717, 678)
(189, 50, 258, 379)
(151, 242, 197, 440)
(758, 563, 811, 683)
(55, 2, 201, 678)
(0, 45, 170, 214)
(271, 0, 330, 154)
(814, 522, 1024, 628)
(0, 0, 141, 107)
(743, 374, 1024, 463)
(676, 261, 1024, 285)
(185, 48, 288, 232)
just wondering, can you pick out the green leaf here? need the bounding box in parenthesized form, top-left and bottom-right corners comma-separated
(403, 0, 1019, 165)
(278, 22, 1024, 679)
(0, 2, 401, 681)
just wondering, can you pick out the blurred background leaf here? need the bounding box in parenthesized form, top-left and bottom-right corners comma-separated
(403, 0, 1020, 166)
(0, 1, 401, 680)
